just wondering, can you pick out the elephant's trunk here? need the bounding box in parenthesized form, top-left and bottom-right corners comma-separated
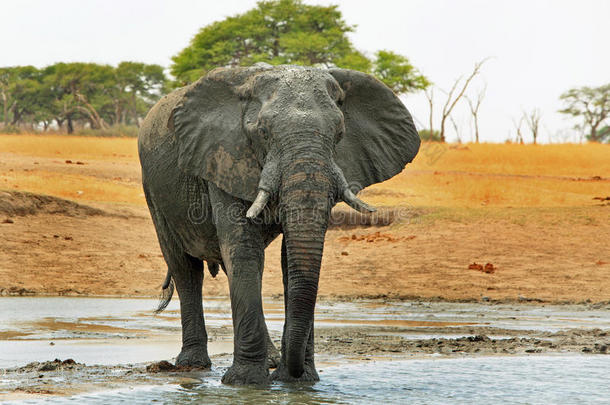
(279, 144, 333, 378)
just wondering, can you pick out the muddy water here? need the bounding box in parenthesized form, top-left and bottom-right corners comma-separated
(1, 297, 609, 403)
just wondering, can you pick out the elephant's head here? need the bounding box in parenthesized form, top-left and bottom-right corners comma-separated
(171, 64, 420, 378)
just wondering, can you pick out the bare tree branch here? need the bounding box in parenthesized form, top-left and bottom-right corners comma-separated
(523, 108, 542, 144)
(438, 57, 490, 142)
(76, 92, 108, 130)
(424, 88, 434, 134)
(465, 83, 487, 143)
(512, 115, 525, 144)
(449, 116, 461, 143)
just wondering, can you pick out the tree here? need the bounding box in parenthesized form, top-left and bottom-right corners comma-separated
(596, 125, 610, 143)
(465, 83, 486, 143)
(559, 84, 610, 142)
(436, 58, 488, 142)
(524, 108, 542, 144)
(372, 50, 429, 94)
(0, 66, 41, 127)
(1, 62, 167, 133)
(42, 62, 115, 131)
(171, 0, 364, 83)
(512, 115, 525, 144)
(115, 62, 166, 126)
(171, 0, 428, 96)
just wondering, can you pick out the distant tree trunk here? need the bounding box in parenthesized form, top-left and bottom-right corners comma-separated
(10, 108, 21, 125)
(114, 102, 122, 126)
(67, 115, 74, 134)
(424, 88, 434, 135)
(450, 116, 461, 143)
(591, 127, 598, 142)
(76, 93, 108, 129)
(131, 92, 139, 127)
(466, 84, 486, 143)
(512, 116, 525, 144)
(76, 106, 100, 129)
(524, 109, 542, 144)
(440, 118, 447, 143)
(272, 25, 280, 57)
(55, 117, 64, 131)
(1, 91, 8, 127)
(473, 116, 480, 143)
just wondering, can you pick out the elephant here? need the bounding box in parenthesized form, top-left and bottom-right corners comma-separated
(137, 63, 420, 385)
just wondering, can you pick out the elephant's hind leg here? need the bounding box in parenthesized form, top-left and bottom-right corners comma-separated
(208, 183, 269, 385)
(147, 197, 211, 369)
(172, 253, 211, 368)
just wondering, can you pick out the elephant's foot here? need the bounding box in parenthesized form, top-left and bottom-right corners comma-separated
(175, 344, 211, 369)
(270, 359, 319, 383)
(221, 361, 269, 385)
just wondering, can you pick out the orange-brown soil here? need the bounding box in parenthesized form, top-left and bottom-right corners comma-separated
(1, 194, 608, 303)
(1, 135, 609, 303)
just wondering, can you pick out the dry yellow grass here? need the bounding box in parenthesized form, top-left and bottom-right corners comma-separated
(5, 170, 143, 205)
(415, 142, 609, 177)
(365, 142, 610, 207)
(1, 134, 609, 208)
(1, 134, 143, 205)
(0, 134, 138, 161)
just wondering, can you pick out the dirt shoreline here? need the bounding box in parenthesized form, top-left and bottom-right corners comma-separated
(1, 291, 609, 308)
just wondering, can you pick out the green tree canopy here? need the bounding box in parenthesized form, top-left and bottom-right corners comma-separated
(372, 50, 430, 94)
(171, 0, 428, 94)
(1, 62, 167, 133)
(1, 66, 41, 127)
(559, 84, 610, 142)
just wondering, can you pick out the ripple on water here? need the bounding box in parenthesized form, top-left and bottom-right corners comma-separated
(5, 356, 609, 405)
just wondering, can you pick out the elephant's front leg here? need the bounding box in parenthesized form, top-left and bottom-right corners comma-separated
(209, 184, 269, 385)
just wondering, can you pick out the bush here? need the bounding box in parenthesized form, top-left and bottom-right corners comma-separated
(0, 125, 22, 134)
(73, 125, 139, 138)
(418, 129, 441, 142)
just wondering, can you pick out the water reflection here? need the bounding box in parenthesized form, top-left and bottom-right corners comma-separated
(7, 356, 609, 404)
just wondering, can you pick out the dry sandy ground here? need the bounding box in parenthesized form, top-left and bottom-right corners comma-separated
(1, 190, 608, 303)
(1, 137, 609, 303)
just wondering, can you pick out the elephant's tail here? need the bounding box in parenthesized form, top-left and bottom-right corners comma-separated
(154, 269, 174, 314)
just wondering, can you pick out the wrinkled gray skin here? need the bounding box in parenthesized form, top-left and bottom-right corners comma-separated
(138, 64, 420, 385)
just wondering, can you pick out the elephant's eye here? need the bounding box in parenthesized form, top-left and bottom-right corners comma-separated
(258, 126, 269, 140)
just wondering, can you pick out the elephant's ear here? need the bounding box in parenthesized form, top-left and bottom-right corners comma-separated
(329, 68, 421, 193)
(171, 66, 269, 202)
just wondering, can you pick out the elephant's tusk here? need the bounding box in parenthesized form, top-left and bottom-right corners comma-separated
(331, 160, 376, 214)
(246, 189, 270, 219)
(343, 189, 376, 213)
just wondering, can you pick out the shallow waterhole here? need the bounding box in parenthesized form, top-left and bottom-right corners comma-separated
(3, 356, 610, 405)
(0, 297, 608, 403)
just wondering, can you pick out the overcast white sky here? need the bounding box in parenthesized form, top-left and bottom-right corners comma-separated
(2, 0, 609, 142)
